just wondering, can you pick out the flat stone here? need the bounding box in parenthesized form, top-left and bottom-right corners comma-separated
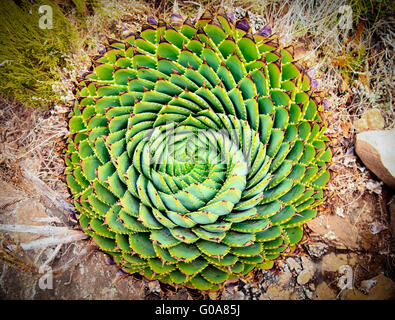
(360, 279, 378, 294)
(286, 257, 302, 272)
(301, 256, 315, 272)
(0, 180, 23, 207)
(15, 199, 49, 243)
(305, 243, 329, 258)
(222, 291, 245, 300)
(278, 268, 294, 287)
(304, 288, 313, 299)
(312, 282, 337, 300)
(355, 129, 395, 189)
(341, 274, 395, 300)
(321, 253, 348, 272)
(294, 47, 307, 60)
(307, 214, 359, 249)
(259, 286, 303, 300)
(354, 108, 385, 132)
(297, 270, 313, 285)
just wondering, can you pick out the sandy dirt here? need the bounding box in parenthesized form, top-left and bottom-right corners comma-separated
(0, 103, 394, 300)
(0, 0, 394, 300)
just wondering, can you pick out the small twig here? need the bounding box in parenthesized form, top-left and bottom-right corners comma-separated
(22, 169, 76, 224)
(0, 224, 70, 235)
(41, 244, 63, 267)
(34, 217, 62, 224)
(7, 231, 88, 251)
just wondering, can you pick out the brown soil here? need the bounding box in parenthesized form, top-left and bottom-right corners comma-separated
(0, 99, 394, 300)
(0, 1, 394, 300)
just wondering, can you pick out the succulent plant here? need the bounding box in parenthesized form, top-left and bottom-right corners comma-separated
(65, 8, 331, 290)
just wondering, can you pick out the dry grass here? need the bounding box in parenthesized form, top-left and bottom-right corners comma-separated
(0, 0, 393, 296)
(0, 99, 67, 191)
(225, 0, 394, 217)
(0, 233, 39, 276)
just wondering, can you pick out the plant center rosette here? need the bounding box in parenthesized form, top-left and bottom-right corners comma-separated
(64, 8, 331, 290)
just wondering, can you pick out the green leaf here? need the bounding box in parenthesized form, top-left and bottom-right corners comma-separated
(95, 64, 114, 80)
(284, 226, 304, 245)
(255, 226, 282, 242)
(69, 116, 85, 132)
(201, 266, 229, 284)
(157, 42, 180, 61)
(231, 218, 270, 233)
(139, 204, 162, 230)
(196, 240, 230, 258)
(204, 253, 238, 267)
(153, 243, 178, 264)
(200, 221, 232, 233)
(189, 274, 213, 290)
(177, 257, 208, 276)
(168, 243, 201, 262)
(192, 227, 226, 243)
(150, 229, 180, 248)
(231, 243, 263, 257)
(281, 209, 317, 227)
(222, 231, 255, 247)
(223, 207, 258, 222)
(169, 270, 188, 284)
(149, 258, 177, 274)
(238, 37, 259, 62)
(281, 63, 300, 80)
(269, 205, 295, 225)
(123, 253, 148, 266)
(268, 63, 280, 88)
(255, 201, 282, 219)
(92, 233, 117, 251)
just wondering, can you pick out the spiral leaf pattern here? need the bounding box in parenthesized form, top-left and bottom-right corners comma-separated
(65, 9, 331, 290)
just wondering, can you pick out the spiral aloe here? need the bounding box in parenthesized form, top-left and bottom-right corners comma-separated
(65, 8, 331, 290)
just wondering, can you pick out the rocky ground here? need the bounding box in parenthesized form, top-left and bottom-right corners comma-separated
(0, 105, 394, 300)
(0, 172, 394, 300)
(0, 0, 394, 300)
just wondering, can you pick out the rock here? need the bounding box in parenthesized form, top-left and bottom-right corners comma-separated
(353, 108, 385, 132)
(390, 196, 395, 252)
(304, 288, 313, 299)
(355, 129, 395, 189)
(360, 279, 378, 294)
(297, 270, 313, 285)
(312, 282, 337, 300)
(101, 287, 118, 300)
(365, 179, 383, 194)
(308, 193, 389, 252)
(294, 46, 307, 60)
(277, 267, 294, 287)
(307, 215, 359, 249)
(259, 286, 303, 300)
(15, 199, 49, 243)
(305, 242, 329, 258)
(321, 253, 349, 272)
(309, 283, 316, 291)
(286, 257, 302, 272)
(222, 290, 245, 300)
(341, 274, 395, 300)
(337, 265, 353, 291)
(301, 256, 315, 272)
(368, 221, 388, 234)
(294, 257, 315, 285)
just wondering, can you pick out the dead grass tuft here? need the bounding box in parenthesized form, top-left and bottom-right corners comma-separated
(0, 233, 39, 277)
(0, 0, 393, 298)
(0, 99, 67, 191)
